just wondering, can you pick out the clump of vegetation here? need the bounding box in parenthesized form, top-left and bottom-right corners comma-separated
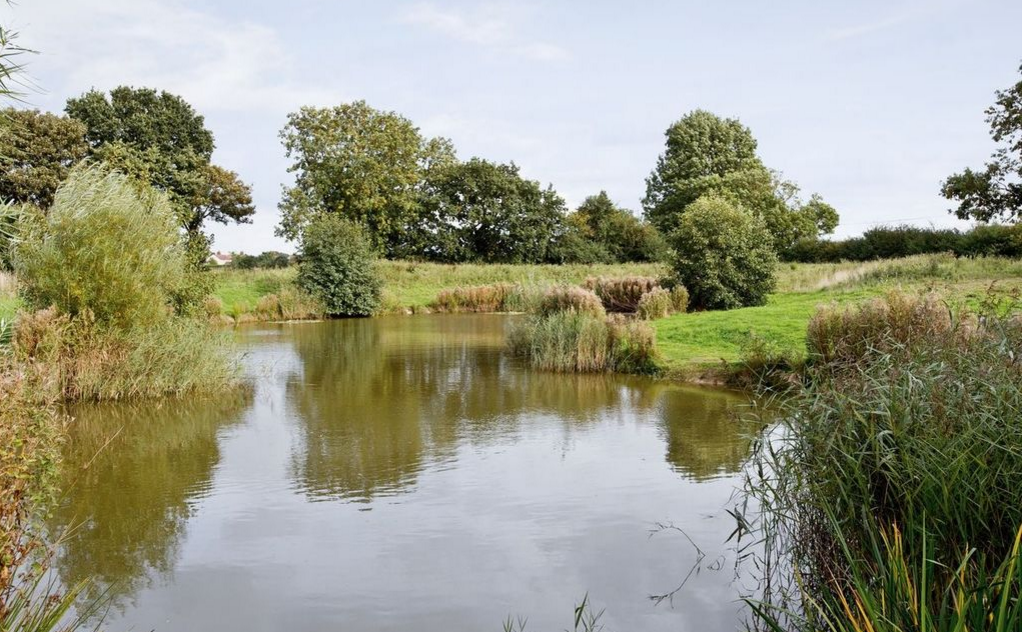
(636, 287, 672, 320)
(743, 292, 1022, 632)
(583, 276, 659, 312)
(14, 165, 186, 328)
(509, 301, 659, 375)
(668, 284, 689, 314)
(296, 215, 382, 317)
(669, 196, 777, 310)
(9, 166, 236, 400)
(806, 291, 957, 365)
(538, 286, 605, 317)
(433, 283, 516, 313)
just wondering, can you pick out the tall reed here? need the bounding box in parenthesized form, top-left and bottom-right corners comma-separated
(742, 292, 1022, 631)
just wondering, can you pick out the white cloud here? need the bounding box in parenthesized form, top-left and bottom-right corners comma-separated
(400, 2, 569, 62)
(6, 0, 341, 113)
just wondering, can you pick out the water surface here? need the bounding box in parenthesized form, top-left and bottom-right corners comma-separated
(53, 315, 756, 631)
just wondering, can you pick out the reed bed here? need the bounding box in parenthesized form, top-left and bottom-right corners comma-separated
(583, 275, 660, 312)
(742, 292, 1022, 632)
(508, 310, 658, 374)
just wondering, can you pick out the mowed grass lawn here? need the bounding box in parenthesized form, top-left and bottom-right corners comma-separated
(654, 289, 876, 369)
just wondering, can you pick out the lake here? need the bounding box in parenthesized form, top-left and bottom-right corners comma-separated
(51, 315, 759, 632)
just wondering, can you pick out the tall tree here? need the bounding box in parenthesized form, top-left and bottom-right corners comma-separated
(643, 109, 838, 252)
(0, 109, 88, 208)
(65, 87, 254, 240)
(942, 63, 1022, 223)
(278, 101, 456, 253)
(412, 158, 566, 263)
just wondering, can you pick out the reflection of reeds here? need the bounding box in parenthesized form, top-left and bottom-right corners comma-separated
(742, 293, 1022, 631)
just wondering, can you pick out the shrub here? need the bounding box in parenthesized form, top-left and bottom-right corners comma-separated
(13, 165, 186, 329)
(636, 287, 672, 320)
(669, 196, 777, 310)
(538, 286, 605, 316)
(583, 276, 659, 312)
(296, 216, 381, 317)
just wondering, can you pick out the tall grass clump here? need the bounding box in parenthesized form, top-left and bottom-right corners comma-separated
(636, 287, 671, 320)
(742, 292, 1022, 632)
(433, 283, 515, 313)
(538, 286, 605, 317)
(509, 309, 658, 375)
(10, 165, 236, 400)
(583, 276, 658, 312)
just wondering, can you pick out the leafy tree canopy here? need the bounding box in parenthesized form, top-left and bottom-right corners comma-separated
(410, 158, 567, 263)
(278, 101, 456, 253)
(942, 62, 1022, 223)
(65, 87, 254, 237)
(0, 108, 88, 208)
(572, 191, 668, 262)
(643, 109, 838, 253)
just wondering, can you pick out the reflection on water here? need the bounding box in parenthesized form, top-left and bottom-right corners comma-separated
(51, 315, 758, 632)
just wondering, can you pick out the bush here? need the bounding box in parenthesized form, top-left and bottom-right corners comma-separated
(636, 287, 672, 320)
(296, 216, 382, 317)
(669, 196, 777, 310)
(538, 286, 605, 317)
(13, 165, 186, 329)
(583, 276, 659, 312)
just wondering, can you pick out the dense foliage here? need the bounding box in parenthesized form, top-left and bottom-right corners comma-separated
(14, 165, 185, 329)
(0, 108, 88, 208)
(407, 158, 567, 263)
(563, 191, 668, 263)
(748, 294, 1022, 631)
(643, 109, 838, 255)
(669, 196, 777, 310)
(296, 215, 382, 316)
(943, 62, 1022, 223)
(65, 87, 254, 243)
(786, 222, 1022, 262)
(278, 101, 455, 251)
(232, 251, 291, 269)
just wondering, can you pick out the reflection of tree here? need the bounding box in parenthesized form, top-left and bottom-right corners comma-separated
(50, 391, 251, 607)
(286, 315, 753, 501)
(656, 387, 752, 480)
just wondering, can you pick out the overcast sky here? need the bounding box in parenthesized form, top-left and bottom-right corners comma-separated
(3, 0, 1020, 254)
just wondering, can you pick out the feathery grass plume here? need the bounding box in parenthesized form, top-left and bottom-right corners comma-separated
(636, 287, 672, 320)
(583, 276, 659, 312)
(538, 286, 605, 317)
